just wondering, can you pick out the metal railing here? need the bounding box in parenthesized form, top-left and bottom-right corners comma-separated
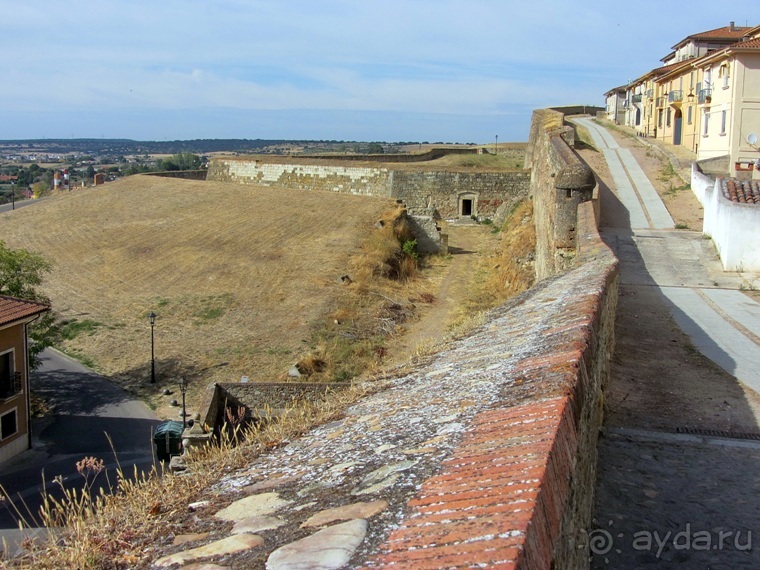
(668, 90, 683, 103)
(698, 88, 712, 104)
(632, 94, 643, 103)
(0, 372, 22, 399)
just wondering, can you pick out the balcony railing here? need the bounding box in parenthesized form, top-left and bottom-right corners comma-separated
(698, 88, 712, 104)
(668, 90, 683, 103)
(0, 372, 22, 399)
(632, 94, 643, 103)
(646, 89, 654, 99)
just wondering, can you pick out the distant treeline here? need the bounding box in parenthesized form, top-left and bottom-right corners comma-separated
(0, 139, 426, 155)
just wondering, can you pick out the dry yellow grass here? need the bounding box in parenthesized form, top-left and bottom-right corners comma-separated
(446, 199, 536, 334)
(0, 176, 398, 412)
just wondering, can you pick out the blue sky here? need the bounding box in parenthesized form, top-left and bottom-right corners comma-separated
(0, 1, 756, 142)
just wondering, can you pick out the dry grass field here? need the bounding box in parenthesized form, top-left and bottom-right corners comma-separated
(0, 176, 408, 415)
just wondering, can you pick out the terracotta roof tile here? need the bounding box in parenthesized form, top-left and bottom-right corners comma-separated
(0, 295, 50, 326)
(674, 25, 752, 47)
(731, 37, 760, 49)
(721, 179, 760, 204)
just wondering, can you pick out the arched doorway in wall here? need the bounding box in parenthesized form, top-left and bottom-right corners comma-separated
(458, 192, 478, 218)
(635, 107, 641, 126)
(673, 109, 683, 145)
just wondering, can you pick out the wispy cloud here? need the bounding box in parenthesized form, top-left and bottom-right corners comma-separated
(0, 0, 756, 140)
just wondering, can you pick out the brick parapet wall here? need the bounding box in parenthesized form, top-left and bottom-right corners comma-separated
(362, 213, 618, 567)
(361, 111, 616, 568)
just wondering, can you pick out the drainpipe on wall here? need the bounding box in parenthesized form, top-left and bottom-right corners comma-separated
(24, 315, 42, 451)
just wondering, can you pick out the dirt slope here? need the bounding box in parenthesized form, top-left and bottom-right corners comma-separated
(0, 176, 396, 414)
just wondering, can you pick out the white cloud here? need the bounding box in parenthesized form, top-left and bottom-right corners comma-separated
(1, 0, 757, 140)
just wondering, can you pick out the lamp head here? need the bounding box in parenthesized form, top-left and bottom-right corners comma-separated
(148, 311, 156, 325)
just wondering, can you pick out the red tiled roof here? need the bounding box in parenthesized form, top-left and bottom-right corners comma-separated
(721, 179, 760, 204)
(673, 24, 752, 48)
(0, 295, 50, 326)
(0, 175, 18, 182)
(731, 37, 760, 50)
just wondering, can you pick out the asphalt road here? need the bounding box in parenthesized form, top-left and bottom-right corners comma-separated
(0, 197, 38, 214)
(0, 348, 161, 529)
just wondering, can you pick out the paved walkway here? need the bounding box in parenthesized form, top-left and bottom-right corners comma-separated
(586, 120, 760, 568)
(575, 117, 674, 230)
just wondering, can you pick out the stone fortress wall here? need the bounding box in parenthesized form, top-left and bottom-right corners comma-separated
(207, 153, 531, 253)
(200, 109, 617, 567)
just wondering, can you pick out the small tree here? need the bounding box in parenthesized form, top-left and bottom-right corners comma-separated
(0, 241, 58, 369)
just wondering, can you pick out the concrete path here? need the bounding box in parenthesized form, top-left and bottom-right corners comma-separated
(588, 120, 760, 567)
(579, 117, 760, 391)
(574, 117, 674, 230)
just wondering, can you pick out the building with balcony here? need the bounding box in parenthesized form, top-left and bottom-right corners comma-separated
(0, 296, 50, 464)
(661, 22, 751, 64)
(605, 22, 760, 179)
(696, 26, 760, 178)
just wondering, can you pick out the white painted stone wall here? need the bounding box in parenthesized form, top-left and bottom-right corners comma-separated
(225, 161, 392, 197)
(691, 163, 712, 205)
(699, 170, 760, 271)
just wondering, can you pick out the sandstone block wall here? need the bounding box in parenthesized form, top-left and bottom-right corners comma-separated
(390, 170, 530, 220)
(207, 160, 394, 198)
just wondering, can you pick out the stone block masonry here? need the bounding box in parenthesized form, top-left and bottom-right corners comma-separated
(207, 158, 529, 223)
(529, 108, 597, 280)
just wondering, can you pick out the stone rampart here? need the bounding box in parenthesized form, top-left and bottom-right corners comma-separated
(207, 158, 530, 224)
(363, 199, 618, 568)
(200, 382, 349, 430)
(147, 170, 208, 181)
(529, 108, 596, 279)
(168, 111, 618, 568)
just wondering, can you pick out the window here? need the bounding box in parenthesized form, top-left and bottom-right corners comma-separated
(723, 66, 730, 89)
(687, 106, 693, 125)
(703, 110, 710, 136)
(721, 110, 727, 135)
(0, 351, 18, 399)
(658, 109, 664, 128)
(0, 409, 17, 440)
(666, 108, 672, 127)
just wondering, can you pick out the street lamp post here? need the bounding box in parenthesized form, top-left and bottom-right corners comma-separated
(179, 376, 188, 429)
(10, 181, 15, 210)
(148, 311, 156, 384)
